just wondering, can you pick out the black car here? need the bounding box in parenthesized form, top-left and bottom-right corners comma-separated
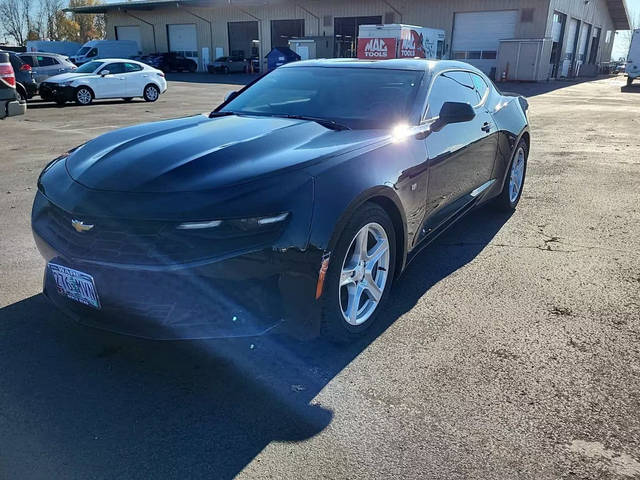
(0, 50, 37, 101)
(32, 59, 530, 342)
(0, 52, 27, 118)
(138, 52, 197, 73)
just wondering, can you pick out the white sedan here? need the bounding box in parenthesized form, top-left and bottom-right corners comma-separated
(38, 58, 167, 106)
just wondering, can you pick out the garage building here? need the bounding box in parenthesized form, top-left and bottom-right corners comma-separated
(69, 0, 629, 80)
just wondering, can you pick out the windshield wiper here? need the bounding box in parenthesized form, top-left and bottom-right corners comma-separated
(278, 114, 351, 131)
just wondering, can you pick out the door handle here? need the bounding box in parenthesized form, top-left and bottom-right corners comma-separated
(481, 122, 492, 133)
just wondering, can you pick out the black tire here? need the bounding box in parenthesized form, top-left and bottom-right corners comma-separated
(55, 99, 65, 106)
(627, 76, 634, 87)
(123, 97, 133, 102)
(75, 86, 93, 105)
(188, 62, 197, 73)
(494, 138, 528, 211)
(143, 84, 160, 102)
(320, 202, 396, 342)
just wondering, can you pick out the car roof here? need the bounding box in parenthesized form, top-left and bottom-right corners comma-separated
(281, 58, 485, 75)
(90, 58, 147, 64)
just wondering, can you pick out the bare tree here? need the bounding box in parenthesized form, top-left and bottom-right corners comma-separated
(0, 0, 33, 45)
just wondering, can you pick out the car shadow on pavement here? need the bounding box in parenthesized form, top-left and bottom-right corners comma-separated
(0, 206, 510, 479)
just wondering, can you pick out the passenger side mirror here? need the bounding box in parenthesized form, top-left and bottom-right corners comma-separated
(224, 90, 238, 102)
(438, 102, 475, 125)
(100, 70, 110, 76)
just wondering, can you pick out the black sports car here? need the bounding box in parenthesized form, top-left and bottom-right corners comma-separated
(32, 59, 530, 341)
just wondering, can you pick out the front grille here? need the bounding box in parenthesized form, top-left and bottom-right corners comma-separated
(34, 198, 281, 265)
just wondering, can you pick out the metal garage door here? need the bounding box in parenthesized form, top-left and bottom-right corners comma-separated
(168, 24, 198, 69)
(452, 10, 518, 74)
(115, 26, 142, 52)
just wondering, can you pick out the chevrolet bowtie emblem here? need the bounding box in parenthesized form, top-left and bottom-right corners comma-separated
(71, 219, 94, 233)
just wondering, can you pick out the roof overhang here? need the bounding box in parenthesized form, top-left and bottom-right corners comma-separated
(66, 0, 633, 31)
(606, 0, 630, 30)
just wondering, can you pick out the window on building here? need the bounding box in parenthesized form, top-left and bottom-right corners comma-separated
(467, 51, 482, 59)
(334, 16, 382, 57)
(271, 19, 305, 49)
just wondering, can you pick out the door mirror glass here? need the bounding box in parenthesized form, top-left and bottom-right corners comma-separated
(224, 90, 238, 102)
(100, 69, 110, 76)
(438, 101, 475, 125)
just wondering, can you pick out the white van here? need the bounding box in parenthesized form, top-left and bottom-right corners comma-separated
(626, 29, 640, 86)
(70, 40, 139, 65)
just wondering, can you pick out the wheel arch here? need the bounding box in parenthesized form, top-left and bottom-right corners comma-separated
(15, 82, 27, 100)
(322, 186, 409, 278)
(75, 84, 94, 98)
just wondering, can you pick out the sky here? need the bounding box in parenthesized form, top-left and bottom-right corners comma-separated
(612, 0, 640, 60)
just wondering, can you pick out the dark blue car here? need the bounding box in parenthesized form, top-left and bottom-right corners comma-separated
(32, 59, 530, 342)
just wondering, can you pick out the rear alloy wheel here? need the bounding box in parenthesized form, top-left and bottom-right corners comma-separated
(321, 203, 396, 342)
(75, 87, 93, 105)
(143, 84, 160, 102)
(494, 139, 528, 211)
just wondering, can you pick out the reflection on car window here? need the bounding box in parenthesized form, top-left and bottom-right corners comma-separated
(471, 73, 488, 101)
(38, 56, 57, 67)
(221, 66, 424, 129)
(102, 63, 126, 74)
(75, 61, 105, 73)
(125, 62, 142, 72)
(426, 71, 480, 119)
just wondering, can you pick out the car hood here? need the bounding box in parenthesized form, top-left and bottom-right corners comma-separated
(46, 72, 92, 83)
(65, 114, 389, 193)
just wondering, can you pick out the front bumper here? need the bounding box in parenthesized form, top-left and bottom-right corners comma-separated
(39, 83, 75, 103)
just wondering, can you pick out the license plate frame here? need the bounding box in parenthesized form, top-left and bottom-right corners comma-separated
(48, 263, 101, 309)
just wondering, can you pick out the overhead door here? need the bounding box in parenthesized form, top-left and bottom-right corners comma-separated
(452, 10, 518, 74)
(228, 21, 259, 60)
(115, 26, 142, 52)
(168, 24, 198, 68)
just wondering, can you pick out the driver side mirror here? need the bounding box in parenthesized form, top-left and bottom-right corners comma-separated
(224, 90, 238, 102)
(100, 70, 110, 76)
(437, 101, 475, 126)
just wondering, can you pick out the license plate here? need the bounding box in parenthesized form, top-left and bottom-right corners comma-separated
(49, 263, 101, 309)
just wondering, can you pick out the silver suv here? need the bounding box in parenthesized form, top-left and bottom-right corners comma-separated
(18, 52, 77, 84)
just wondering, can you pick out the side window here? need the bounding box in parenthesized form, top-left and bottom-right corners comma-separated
(471, 73, 488, 102)
(425, 71, 481, 119)
(38, 56, 57, 67)
(102, 63, 125, 74)
(124, 62, 142, 72)
(87, 48, 98, 58)
(21, 55, 36, 67)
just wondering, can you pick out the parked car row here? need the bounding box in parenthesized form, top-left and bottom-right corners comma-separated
(133, 52, 198, 73)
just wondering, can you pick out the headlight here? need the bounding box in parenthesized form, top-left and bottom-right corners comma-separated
(177, 212, 290, 231)
(59, 81, 73, 87)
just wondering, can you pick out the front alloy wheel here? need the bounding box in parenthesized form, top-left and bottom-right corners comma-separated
(75, 87, 92, 105)
(321, 202, 396, 342)
(339, 223, 390, 326)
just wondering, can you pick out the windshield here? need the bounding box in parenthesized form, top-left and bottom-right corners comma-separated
(76, 46, 91, 56)
(75, 61, 105, 73)
(220, 66, 424, 129)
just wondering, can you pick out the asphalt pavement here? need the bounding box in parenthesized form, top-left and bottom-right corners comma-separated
(0, 73, 638, 479)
